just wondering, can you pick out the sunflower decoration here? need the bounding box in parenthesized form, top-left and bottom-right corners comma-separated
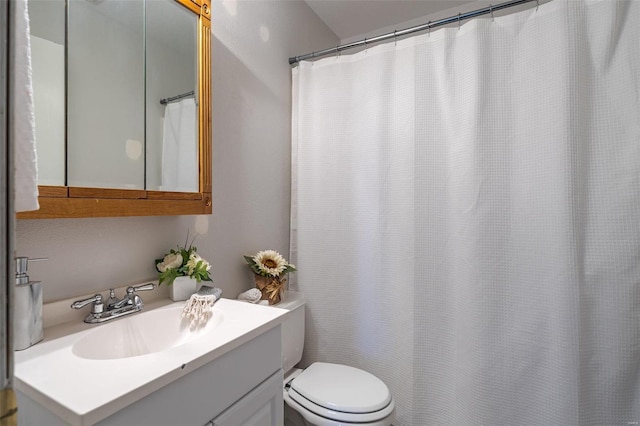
(243, 250, 296, 305)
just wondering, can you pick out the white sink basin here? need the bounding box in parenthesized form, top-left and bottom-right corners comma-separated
(72, 306, 224, 360)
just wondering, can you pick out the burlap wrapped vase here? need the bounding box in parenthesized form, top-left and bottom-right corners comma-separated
(254, 273, 287, 305)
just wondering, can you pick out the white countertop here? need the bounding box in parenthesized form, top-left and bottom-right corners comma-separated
(14, 298, 287, 426)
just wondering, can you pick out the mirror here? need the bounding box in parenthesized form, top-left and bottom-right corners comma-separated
(67, 0, 145, 189)
(146, 0, 198, 192)
(20, 0, 211, 219)
(28, 0, 65, 187)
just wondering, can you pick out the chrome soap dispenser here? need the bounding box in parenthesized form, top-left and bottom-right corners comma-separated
(14, 256, 47, 351)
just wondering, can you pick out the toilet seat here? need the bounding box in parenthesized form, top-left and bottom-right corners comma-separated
(287, 362, 394, 423)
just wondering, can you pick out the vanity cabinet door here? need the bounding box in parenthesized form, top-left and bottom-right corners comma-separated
(211, 370, 283, 426)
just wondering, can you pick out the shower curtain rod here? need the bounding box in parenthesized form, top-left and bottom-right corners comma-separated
(289, 0, 537, 65)
(160, 90, 195, 105)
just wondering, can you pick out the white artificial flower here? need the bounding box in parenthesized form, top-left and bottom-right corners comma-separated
(157, 252, 183, 272)
(186, 253, 209, 275)
(253, 250, 287, 277)
(165, 252, 183, 269)
(186, 253, 199, 275)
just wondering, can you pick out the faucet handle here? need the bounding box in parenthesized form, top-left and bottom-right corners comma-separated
(126, 283, 156, 294)
(71, 294, 103, 313)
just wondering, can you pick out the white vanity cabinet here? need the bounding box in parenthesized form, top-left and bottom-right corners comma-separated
(17, 325, 283, 426)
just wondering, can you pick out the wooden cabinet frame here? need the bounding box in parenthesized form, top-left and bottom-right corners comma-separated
(18, 0, 212, 219)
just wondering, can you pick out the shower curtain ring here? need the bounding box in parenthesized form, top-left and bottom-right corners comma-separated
(428, 21, 432, 37)
(336, 45, 341, 57)
(536, 0, 539, 10)
(394, 30, 397, 45)
(490, 4, 494, 21)
(458, 13, 461, 29)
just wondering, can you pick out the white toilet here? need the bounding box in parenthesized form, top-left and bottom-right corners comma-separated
(277, 291, 395, 426)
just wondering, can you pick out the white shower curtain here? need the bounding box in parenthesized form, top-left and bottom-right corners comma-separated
(290, 1, 640, 425)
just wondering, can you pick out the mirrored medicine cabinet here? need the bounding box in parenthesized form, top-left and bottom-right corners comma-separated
(18, 0, 212, 219)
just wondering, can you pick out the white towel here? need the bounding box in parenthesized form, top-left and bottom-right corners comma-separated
(161, 98, 197, 192)
(12, 0, 39, 212)
(182, 286, 222, 329)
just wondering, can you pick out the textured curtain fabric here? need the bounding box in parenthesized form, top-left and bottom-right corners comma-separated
(290, 1, 640, 425)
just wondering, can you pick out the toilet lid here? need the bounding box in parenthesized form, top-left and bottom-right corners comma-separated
(290, 362, 392, 414)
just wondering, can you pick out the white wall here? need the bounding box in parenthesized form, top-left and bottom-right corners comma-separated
(16, 0, 338, 303)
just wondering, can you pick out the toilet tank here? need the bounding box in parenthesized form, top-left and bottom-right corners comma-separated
(275, 291, 306, 374)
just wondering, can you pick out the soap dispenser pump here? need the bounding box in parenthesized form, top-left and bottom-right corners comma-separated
(14, 256, 47, 351)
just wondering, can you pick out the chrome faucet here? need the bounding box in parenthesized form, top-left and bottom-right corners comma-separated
(71, 283, 156, 324)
